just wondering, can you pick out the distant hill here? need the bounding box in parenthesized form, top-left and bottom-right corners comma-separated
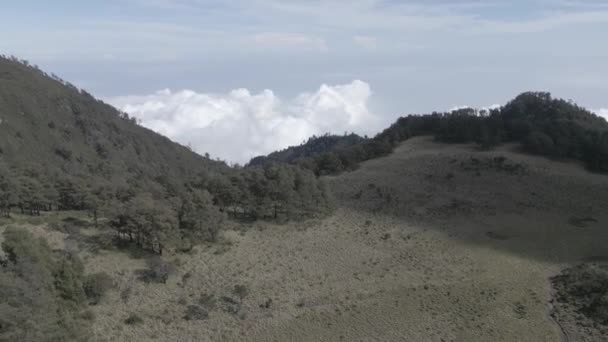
(250, 92, 608, 176)
(248, 133, 365, 167)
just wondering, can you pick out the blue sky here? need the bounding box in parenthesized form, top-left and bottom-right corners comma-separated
(2, 0, 608, 162)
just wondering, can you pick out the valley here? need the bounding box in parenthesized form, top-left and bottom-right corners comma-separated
(4, 137, 606, 341)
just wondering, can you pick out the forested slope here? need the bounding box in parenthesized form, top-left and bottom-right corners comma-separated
(248, 133, 365, 168)
(0, 56, 332, 253)
(251, 92, 608, 176)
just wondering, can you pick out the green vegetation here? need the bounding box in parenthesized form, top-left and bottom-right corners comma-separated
(137, 256, 176, 284)
(249, 133, 364, 167)
(251, 92, 608, 176)
(124, 313, 143, 325)
(0, 227, 91, 341)
(552, 263, 608, 325)
(83, 272, 113, 305)
(0, 55, 333, 255)
(2, 54, 608, 341)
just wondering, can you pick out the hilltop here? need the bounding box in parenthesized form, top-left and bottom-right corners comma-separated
(249, 93, 608, 176)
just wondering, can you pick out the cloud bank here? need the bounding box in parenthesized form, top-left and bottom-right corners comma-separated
(109, 80, 382, 164)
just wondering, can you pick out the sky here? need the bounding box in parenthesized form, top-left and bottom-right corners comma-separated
(2, 0, 608, 163)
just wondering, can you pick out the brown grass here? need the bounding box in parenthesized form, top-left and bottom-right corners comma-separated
(4, 137, 607, 341)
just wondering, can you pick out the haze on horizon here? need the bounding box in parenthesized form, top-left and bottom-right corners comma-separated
(2, 0, 608, 162)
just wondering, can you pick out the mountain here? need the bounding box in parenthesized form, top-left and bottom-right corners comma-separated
(1, 55, 608, 342)
(0, 55, 332, 240)
(0, 56, 227, 188)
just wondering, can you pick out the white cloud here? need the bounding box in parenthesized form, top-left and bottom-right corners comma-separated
(448, 104, 501, 113)
(108, 80, 381, 164)
(595, 108, 608, 120)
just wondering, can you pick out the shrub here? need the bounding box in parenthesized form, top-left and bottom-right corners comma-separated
(137, 257, 175, 284)
(0, 227, 91, 340)
(198, 293, 217, 310)
(53, 251, 87, 305)
(81, 310, 96, 321)
(552, 262, 608, 325)
(183, 305, 208, 321)
(120, 287, 132, 303)
(233, 284, 249, 303)
(84, 272, 113, 304)
(124, 313, 143, 325)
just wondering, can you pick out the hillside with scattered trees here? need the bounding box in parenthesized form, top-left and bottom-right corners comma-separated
(251, 92, 608, 176)
(1, 55, 607, 342)
(0, 56, 333, 255)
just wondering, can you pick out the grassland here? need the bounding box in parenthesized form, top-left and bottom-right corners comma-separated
(2, 137, 607, 341)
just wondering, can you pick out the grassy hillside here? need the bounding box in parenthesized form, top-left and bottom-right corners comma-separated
(0, 55, 333, 341)
(2, 137, 605, 341)
(1, 55, 607, 341)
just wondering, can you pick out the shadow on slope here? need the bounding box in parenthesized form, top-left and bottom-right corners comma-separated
(327, 137, 608, 264)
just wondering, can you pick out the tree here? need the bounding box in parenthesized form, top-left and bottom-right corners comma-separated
(110, 193, 178, 254)
(263, 164, 295, 219)
(18, 177, 45, 215)
(0, 168, 18, 218)
(178, 189, 223, 246)
(56, 178, 85, 210)
(0, 227, 91, 341)
(317, 153, 343, 175)
(524, 131, 555, 155)
(82, 190, 100, 227)
(53, 251, 87, 305)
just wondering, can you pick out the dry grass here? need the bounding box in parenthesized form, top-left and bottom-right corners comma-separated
(3, 137, 607, 341)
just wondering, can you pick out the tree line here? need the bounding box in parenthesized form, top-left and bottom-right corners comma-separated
(0, 55, 333, 256)
(259, 92, 608, 176)
(0, 161, 332, 254)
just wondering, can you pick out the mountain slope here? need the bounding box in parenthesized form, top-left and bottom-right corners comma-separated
(0, 56, 332, 250)
(0, 56, 228, 193)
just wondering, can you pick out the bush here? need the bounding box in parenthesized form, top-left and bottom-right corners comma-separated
(120, 287, 132, 303)
(0, 227, 91, 340)
(53, 251, 87, 305)
(81, 310, 96, 321)
(183, 305, 208, 321)
(233, 284, 249, 303)
(124, 313, 143, 325)
(552, 262, 608, 325)
(137, 257, 175, 284)
(84, 272, 113, 304)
